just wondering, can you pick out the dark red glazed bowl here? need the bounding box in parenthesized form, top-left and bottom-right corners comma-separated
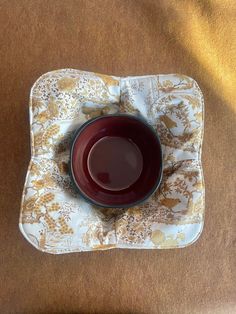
(70, 114, 162, 208)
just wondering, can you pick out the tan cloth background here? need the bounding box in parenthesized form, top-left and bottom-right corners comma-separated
(0, 1, 235, 313)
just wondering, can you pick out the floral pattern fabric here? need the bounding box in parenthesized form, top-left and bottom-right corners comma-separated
(19, 69, 204, 253)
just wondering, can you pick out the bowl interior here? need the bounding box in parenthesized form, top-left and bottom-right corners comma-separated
(71, 115, 162, 207)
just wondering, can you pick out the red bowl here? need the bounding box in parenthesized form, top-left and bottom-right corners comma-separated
(70, 114, 162, 208)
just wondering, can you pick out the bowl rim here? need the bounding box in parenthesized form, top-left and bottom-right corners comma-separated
(69, 113, 163, 208)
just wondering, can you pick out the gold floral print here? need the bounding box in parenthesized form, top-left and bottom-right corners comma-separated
(20, 69, 204, 253)
(39, 231, 46, 249)
(151, 230, 186, 247)
(95, 73, 119, 87)
(81, 104, 119, 119)
(159, 198, 181, 209)
(57, 77, 77, 91)
(48, 203, 60, 212)
(34, 124, 60, 154)
(159, 115, 177, 129)
(22, 191, 74, 237)
(58, 216, 73, 234)
(22, 196, 37, 212)
(39, 192, 54, 204)
(119, 100, 139, 114)
(58, 162, 69, 175)
(31, 163, 40, 176)
(92, 244, 116, 250)
(31, 174, 56, 190)
(151, 230, 165, 245)
(31, 98, 43, 110)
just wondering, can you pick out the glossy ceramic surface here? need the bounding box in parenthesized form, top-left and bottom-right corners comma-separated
(88, 136, 143, 191)
(70, 114, 163, 207)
